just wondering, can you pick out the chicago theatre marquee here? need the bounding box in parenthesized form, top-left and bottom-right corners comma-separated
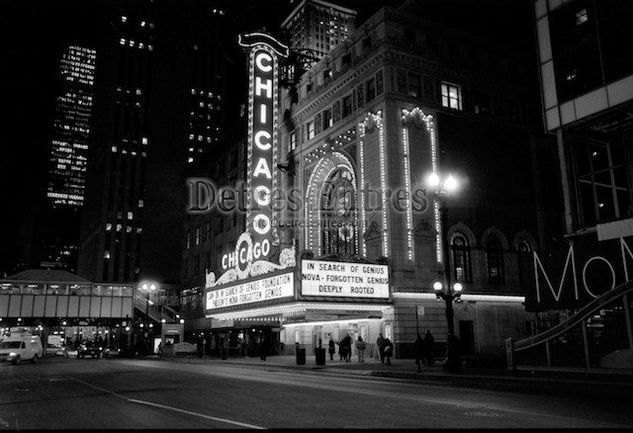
(204, 28, 529, 358)
(204, 33, 394, 353)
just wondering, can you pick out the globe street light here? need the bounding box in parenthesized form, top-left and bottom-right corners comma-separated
(426, 171, 463, 373)
(433, 280, 464, 373)
(138, 281, 158, 318)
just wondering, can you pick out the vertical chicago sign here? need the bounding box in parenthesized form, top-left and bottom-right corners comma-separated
(239, 32, 289, 262)
(205, 33, 293, 294)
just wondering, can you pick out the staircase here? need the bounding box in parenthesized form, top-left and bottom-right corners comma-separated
(507, 279, 633, 371)
(133, 294, 179, 324)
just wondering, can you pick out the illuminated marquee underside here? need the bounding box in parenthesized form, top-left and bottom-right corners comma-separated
(206, 301, 393, 321)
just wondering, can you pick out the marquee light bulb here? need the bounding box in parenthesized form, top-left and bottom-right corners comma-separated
(445, 174, 459, 193)
(427, 173, 440, 188)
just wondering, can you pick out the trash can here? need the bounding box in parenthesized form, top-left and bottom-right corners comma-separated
(296, 347, 306, 365)
(315, 348, 326, 365)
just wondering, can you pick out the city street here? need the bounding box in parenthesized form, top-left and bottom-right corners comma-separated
(1, 356, 632, 430)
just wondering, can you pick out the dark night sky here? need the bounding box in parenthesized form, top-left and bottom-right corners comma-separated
(0, 0, 534, 275)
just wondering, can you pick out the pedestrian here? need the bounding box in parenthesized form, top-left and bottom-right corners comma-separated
(157, 342, 163, 358)
(260, 335, 266, 361)
(382, 338, 393, 366)
(345, 335, 353, 362)
(328, 339, 336, 361)
(355, 336, 366, 363)
(413, 334, 424, 373)
(338, 338, 345, 361)
(424, 330, 435, 366)
(375, 333, 385, 363)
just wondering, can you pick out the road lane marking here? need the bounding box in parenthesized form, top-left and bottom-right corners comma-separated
(124, 361, 630, 428)
(65, 376, 265, 430)
(127, 399, 266, 430)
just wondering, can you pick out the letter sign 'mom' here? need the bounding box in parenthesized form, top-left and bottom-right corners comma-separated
(238, 32, 289, 261)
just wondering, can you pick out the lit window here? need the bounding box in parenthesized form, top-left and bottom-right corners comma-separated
(127, 212, 133, 220)
(106, 223, 112, 231)
(121, 16, 127, 23)
(141, 21, 146, 27)
(307, 120, 315, 140)
(575, 8, 588, 25)
(104, 251, 110, 259)
(138, 200, 144, 208)
(116, 224, 122, 232)
(142, 137, 148, 145)
(126, 226, 132, 233)
(290, 131, 297, 151)
(119, 38, 126, 45)
(111, 146, 117, 152)
(441, 82, 462, 110)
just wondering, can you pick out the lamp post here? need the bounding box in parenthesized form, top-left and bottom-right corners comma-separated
(426, 172, 463, 373)
(139, 282, 157, 318)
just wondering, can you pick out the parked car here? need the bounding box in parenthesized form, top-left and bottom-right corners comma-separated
(0, 335, 44, 364)
(77, 341, 103, 359)
(103, 346, 122, 358)
(173, 342, 197, 356)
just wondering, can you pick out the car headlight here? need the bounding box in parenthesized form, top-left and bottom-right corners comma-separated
(7, 352, 17, 358)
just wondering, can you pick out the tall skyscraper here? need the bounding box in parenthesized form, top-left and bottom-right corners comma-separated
(40, 45, 96, 272)
(78, 1, 156, 283)
(47, 46, 96, 208)
(185, 2, 228, 165)
(281, 0, 356, 63)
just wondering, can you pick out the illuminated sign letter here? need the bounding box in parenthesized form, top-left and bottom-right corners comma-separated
(239, 32, 289, 262)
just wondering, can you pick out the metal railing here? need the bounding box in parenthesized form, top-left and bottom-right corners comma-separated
(133, 294, 179, 324)
(506, 279, 633, 371)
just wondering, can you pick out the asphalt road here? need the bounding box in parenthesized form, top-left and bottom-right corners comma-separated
(1, 356, 632, 429)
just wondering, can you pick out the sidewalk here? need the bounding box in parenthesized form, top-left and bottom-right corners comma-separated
(149, 353, 633, 397)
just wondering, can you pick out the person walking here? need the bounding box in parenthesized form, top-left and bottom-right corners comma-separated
(423, 330, 435, 366)
(355, 336, 366, 363)
(413, 334, 424, 373)
(375, 333, 385, 363)
(343, 335, 352, 362)
(328, 339, 336, 361)
(338, 338, 345, 361)
(382, 338, 393, 366)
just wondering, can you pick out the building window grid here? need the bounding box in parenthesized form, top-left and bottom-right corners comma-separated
(575, 140, 632, 226)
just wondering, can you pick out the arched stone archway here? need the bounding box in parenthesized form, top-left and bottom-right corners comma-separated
(305, 151, 358, 255)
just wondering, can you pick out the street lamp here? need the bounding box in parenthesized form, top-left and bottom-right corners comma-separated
(139, 281, 158, 318)
(433, 280, 463, 372)
(426, 171, 463, 373)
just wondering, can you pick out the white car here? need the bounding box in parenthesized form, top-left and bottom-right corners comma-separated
(0, 335, 44, 365)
